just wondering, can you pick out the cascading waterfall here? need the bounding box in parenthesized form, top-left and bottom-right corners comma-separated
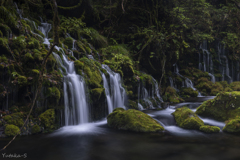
(53, 50, 90, 125)
(38, 20, 90, 125)
(151, 77, 164, 102)
(173, 63, 201, 96)
(199, 40, 215, 83)
(38, 21, 51, 48)
(102, 65, 126, 111)
(101, 72, 114, 114)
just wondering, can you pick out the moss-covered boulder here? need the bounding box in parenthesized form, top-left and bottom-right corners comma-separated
(5, 124, 20, 137)
(3, 112, 24, 127)
(210, 82, 223, 95)
(223, 119, 240, 133)
(163, 86, 184, 103)
(172, 107, 204, 129)
(199, 125, 220, 133)
(180, 87, 198, 98)
(107, 108, 164, 132)
(230, 82, 240, 91)
(31, 124, 41, 134)
(196, 92, 240, 121)
(39, 109, 55, 130)
(64, 37, 73, 49)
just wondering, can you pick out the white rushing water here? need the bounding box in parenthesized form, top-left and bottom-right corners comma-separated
(101, 72, 114, 114)
(102, 64, 126, 112)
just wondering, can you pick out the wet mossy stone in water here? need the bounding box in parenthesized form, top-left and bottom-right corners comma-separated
(223, 119, 240, 133)
(172, 107, 204, 130)
(3, 112, 24, 127)
(39, 109, 55, 130)
(199, 125, 220, 133)
(196, 92, 240, 121)
(5, 124, 20, 137)
(107, 108, 164, 132)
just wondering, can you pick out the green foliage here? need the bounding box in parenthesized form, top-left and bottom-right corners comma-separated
(180, 87, 198, 98)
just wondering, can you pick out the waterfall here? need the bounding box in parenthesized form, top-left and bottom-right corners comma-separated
(101, 72, 113, 114)
(39, 20, 90, 125)
(102, 65, 126, 110)
(173, 63, 201, 96)
(142, 87, 154, 109)
(38, 22, 51, 48)
(199, 40, 215, 82)
(53, 52, 89, 125)
(151, 77, 163, 102)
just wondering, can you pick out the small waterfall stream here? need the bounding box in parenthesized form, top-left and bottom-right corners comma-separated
(102, 65, 126, 111)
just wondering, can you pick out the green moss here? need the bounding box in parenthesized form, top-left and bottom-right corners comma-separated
(196, 92, 240, 121)
(91, 88, 105, 100)
(74, 60, 84, 70)
(11, 36, 27, 51)
(0, 55, 8, 63)
(210, 82, 223, 95)
(107, 108, 164, 132)
(18, 76, 27, 86)
(163, 86, 183, 103)
(33, 50, 43, 61)
(47, 87, 61, 101)
(128, 100, 138, 110)
(223, 119, 240, 133)
(28, 38, 40, 49)
(3, 112, 24, 127)
(85, 46, 91, 53)
(103, 60, 111, 65)
(230, 82, 240, 91)
(199, 125, 220, 133)
(64, 37, 73, 49)
(180, 87, 198, 98)
(5, 124, 20, 137)
(24, 52, 34, 61)
(39, 109, 55, 130)
(32, 124, 41, 134)
(172, 107, 204, 129)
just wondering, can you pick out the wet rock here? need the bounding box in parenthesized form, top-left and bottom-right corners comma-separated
(107, 108, 164, 132)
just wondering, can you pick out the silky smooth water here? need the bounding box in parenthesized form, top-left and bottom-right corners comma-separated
(1, 97, 240, 160)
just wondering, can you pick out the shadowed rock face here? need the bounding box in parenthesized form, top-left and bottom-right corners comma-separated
(107, 108, 164, 132)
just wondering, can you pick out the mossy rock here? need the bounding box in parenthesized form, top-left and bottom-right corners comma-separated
(172, 107, 204, 129)
(180, 87, 198, 98)
(128, 100, 138, 110)
(47, 87, 61, 101)
(163, 86, 184, 103)
(31, 124, 41, 134)
(230, 82, 240, 91)
(199, 125, 220, 133)
(91, 88, 105, 100)
(18, 76, 27, 86)
(64, 37, 73, 49)
(107, 108, 164, 132)
(3, 112, 24, 127)
(10, 36, 27, 52)
(5, 124, 20, 137)
(24, 52, 34, 62)
(39, 109, 55, 130)
(28, 38, 40, 49)
(74, 60, 84, 70)
(223, 119, 240, 133)
(196, 92, 240, 121)
(210, 82, 223, 96)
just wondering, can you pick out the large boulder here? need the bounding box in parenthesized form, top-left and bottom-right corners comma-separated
(107, 108, 164, 132)
(172, 107, 204, 129)
(223, 119, 240, 133)
(196, 92, 240, 121)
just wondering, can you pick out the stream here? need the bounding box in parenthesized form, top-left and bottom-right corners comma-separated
(1, 96, 240, 160)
